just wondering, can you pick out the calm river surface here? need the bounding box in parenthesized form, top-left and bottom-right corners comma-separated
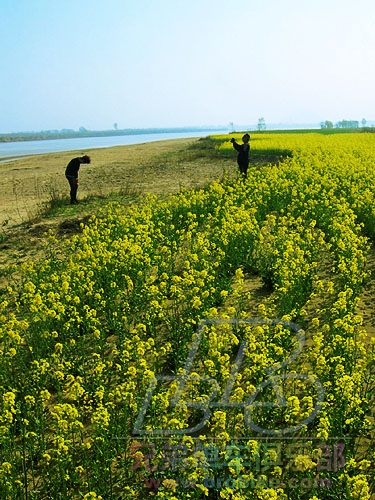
(0, 130, 227, 161)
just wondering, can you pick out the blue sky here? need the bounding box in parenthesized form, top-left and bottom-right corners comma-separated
(1, 0, 374, 133)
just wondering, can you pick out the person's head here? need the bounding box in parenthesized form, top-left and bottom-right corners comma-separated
(242, 133, 250, 143)
(80, 155, 91, 164)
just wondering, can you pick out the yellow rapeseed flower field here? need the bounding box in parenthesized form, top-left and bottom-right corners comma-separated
(1, 131, 375, 498)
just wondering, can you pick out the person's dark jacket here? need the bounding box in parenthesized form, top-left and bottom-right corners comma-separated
(232, 141, 250, 166)
(65, 158, 81, 178)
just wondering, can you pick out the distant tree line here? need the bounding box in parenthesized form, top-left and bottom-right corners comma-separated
(0, 126, 227, 143)
(321, 118, 371, 129)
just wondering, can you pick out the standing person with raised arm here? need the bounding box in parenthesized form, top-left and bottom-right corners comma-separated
(231, 133, 250, 178)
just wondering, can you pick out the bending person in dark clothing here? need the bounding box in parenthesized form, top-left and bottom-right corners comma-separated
(231, 133, 250, 178)
(65, 155, 91, 204)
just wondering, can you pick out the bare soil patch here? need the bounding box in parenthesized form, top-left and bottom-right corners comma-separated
(0, 137, 234, 228)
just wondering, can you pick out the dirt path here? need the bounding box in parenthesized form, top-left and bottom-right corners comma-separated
(356, 244, 375, 338)
(0, 138, 233, 227)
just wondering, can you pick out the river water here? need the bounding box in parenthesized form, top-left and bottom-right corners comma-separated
(0, 129, 227, 161)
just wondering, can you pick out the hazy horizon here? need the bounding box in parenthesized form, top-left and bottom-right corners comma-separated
(1, 122, 328, 135)
(1, 0, 375, 134)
